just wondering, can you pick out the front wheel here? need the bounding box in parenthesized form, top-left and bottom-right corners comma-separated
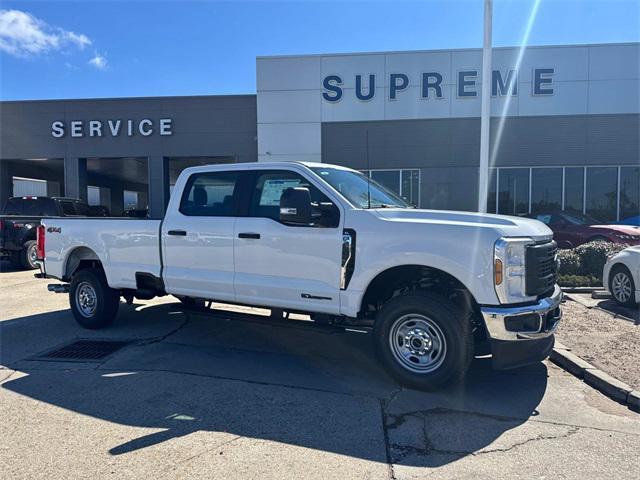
(374, 293, 474, 390)
(69, 269, 120, 329)
(609, 265, 636, 308)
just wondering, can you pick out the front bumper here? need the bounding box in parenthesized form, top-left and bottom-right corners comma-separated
(480, 285, 563, 369)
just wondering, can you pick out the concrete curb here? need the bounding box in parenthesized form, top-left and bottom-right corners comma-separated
(560, 287, 604, 294)
(550, 347, 639, 413)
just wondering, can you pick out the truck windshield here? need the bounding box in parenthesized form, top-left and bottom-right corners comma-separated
(310, 167, 412, 209)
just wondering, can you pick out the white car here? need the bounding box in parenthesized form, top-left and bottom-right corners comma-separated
(604, 246, 640, 307)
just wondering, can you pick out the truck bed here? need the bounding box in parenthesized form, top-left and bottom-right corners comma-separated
(41, 218, 162, 290)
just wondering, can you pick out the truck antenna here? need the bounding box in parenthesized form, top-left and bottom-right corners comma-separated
(366, 129, 371, 209)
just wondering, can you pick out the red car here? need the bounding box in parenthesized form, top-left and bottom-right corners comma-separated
(526, 211, 640, 249)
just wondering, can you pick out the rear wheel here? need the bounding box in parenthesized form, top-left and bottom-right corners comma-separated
(20, 240, 38, 270)
(69, 269, 120, 329)
(373, 292, 474, 390)
(609, 265, 636, 308)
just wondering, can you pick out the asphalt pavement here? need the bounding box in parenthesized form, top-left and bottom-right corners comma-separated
(1, 263, 639, 479)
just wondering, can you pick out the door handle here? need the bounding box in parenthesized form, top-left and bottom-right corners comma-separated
(238, 232, 260, 239)
(168, 230, 187, 236)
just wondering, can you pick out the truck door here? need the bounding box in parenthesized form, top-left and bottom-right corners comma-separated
(162, 170, 239, 302)
(234, 169, 343, 314)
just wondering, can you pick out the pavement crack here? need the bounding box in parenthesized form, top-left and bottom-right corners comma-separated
(137, 315, 191, 346)
(379, 399, 397, 480)
(468, 426, 581, 456)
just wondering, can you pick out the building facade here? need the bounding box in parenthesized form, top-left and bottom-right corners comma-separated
(1, 42, 638, 221)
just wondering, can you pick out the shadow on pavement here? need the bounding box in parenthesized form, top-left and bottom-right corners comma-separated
(1, 301, 549, 467)
(595, 299, 640, 324)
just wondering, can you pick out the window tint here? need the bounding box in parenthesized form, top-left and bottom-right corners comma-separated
(59, 201, 76, 216)
(180, 171, 238, 216)
(23, 198, 55, 216)
(620, 166, 639, 221)
(564, 167, 584, 214)
(250, 170, 337, 226)
(531, 168, 562, 214)
(3, 198, 23, 215)
(586, 167, 617, 223)
(498, 168, 529, 215)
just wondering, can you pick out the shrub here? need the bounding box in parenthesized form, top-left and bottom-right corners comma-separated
(557, 274, 601, 288)
(557, 249, 581, 276)
(573, 241, 627, 279)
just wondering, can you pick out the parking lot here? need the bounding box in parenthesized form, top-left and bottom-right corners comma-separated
(1, 264, 639, 480)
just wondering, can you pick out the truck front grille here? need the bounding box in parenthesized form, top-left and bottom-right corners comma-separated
(525, 240, 558, 297)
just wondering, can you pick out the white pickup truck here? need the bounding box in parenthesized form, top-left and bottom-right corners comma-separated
(36, 162, 562, 389)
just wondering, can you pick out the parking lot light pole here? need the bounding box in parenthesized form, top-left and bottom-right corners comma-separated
(478, 0, 493, 213)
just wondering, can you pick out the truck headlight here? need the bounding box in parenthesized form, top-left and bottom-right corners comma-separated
(494, 237, 534, 304)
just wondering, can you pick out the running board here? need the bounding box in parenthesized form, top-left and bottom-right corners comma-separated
(183, 304, 371, 335)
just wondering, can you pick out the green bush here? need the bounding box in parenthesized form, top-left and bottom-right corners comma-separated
(557, 249, 581, 276)
(556, 241, 628, 287)
(573, 241, 627, 278)
(557, 274, 601, 287)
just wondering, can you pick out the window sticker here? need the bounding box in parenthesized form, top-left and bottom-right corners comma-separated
(259, 179, 301, 206)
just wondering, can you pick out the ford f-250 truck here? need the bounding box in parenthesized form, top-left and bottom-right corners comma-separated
(36, 162, 562, 389)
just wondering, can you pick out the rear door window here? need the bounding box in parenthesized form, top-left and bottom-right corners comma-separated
(180, 171, 239, 216)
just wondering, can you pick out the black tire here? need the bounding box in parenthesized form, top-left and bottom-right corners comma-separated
(69, 269, 120, 329)
(373, 292, 474, 390)
(609, 264, 637, 308)
(20, 240, 38, 270)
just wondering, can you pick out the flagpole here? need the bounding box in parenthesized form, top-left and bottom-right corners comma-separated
(478, 0, 493, 213)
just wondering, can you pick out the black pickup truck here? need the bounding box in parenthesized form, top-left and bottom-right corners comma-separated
(0, 196, 94, 269)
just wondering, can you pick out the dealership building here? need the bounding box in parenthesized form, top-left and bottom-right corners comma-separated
(1, 42, 638, 221)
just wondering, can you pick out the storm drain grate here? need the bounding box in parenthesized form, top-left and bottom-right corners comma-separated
(33, 339, 131, 362)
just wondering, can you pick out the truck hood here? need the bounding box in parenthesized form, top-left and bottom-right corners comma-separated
(373, 208, 553, 241)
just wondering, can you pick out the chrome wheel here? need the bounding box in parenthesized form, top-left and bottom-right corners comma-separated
(76, 281, 98, 318)
(389, 314, 447, 373)
(611, 272, 632, 304)
(28, 243, 38, 267)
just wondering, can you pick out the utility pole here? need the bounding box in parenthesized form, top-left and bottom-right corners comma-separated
(478, 0, 493, 213)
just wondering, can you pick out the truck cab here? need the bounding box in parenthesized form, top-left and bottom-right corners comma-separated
(38, 162, 562, 390)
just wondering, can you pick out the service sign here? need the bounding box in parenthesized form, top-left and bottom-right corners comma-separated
(51, 118, 173, 138)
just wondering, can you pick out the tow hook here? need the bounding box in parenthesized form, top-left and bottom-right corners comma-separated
(48, 284, 70, 293)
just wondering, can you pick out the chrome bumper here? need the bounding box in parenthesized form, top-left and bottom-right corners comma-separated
(480, 285, 563, 342)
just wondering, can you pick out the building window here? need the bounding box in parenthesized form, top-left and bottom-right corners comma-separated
(563, 167, 584, 214)
(585, 167, 618, 223)
(497, 168, 529, 216)
(363, 169, 420, 207)
(620, 167, 640, 222)
(531, 168, 562, 214)
(488, 165, 636, 223)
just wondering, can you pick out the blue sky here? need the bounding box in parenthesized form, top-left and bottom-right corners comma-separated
(1, 0, 638, 100)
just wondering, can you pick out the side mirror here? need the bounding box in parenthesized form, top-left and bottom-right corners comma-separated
(280, 187, 312, 225)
